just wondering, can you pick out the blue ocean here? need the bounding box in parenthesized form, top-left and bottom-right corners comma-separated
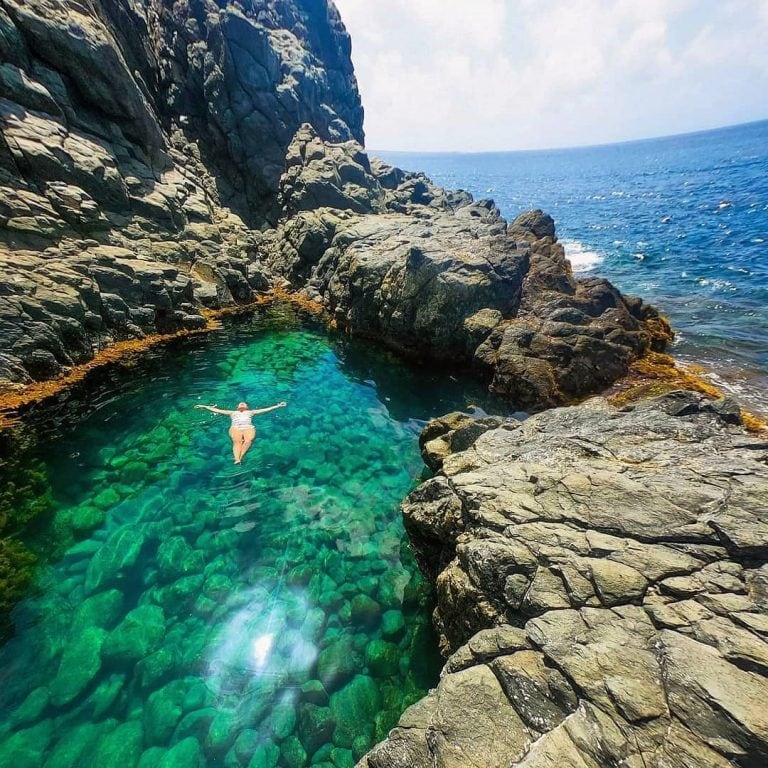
(379, 119, 768, 413)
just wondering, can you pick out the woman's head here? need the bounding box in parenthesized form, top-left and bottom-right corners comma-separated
(237, 402, 248, 411)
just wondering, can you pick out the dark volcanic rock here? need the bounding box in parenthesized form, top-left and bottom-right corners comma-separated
(475, 228, 668, 409)
(0, 0, 363, 390)
(1, 0, 668, 411)
(360, 391, 768, 768)
(268, 130, 668, 408)
(1, 0, 362, 227)
(279, 123, 385, 215)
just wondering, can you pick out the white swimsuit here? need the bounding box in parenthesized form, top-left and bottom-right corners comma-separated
(230, 411, 253, 429)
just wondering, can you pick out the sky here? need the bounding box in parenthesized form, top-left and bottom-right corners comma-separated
(332, 0, 768, 152)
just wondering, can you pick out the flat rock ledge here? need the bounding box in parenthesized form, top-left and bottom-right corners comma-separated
(359, 391, 768, 768)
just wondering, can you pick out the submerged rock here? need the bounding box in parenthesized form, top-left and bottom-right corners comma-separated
(102, 604, 166, 664)
(142, 679, 189, 746)
(84, 524, 147, 593)
(297, 702, 335, 755)
(316, 634, 363, 691)
(156, 737, 203, 768)
(41, 721, 105, 768)
(0, 718, 52, 768)
(8, 685, 49, 728)
(71, 588, 124, 633)
(364, 390, 768, 767)
(280, 735, 307, 768)
(349, 594, 381, 626)
(50, 626, 106, 706)
(247, 742, 280, 768)
(330, 675, 380, 749)
(88, 673, 126, 719)
(364, 640, 400, 677)
(156, 536, 205, 581)
(379, 610, 405, 642)
(90, 721, 144, 768)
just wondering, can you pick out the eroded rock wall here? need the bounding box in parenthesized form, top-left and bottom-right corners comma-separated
(0, 0, 669, 409)
(1, 0, 362, 230)
(0, 0, 362, 388)
(362, 391, 768, 767)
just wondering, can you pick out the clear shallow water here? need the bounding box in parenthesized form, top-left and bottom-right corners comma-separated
(0, 309, 509, 768)
(380, 119, 768, 412)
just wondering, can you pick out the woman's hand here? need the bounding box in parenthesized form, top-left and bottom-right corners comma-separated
(278, 401, 287, 408)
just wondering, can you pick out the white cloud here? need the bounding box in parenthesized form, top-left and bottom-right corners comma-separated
(334, 0, 768, 151)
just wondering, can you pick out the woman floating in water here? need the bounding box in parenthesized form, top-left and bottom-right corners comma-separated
(195, 401, 287, 464)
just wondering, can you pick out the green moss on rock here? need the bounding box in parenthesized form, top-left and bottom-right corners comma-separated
(50, 626, 107, 706)
(102, 604, 166, 664)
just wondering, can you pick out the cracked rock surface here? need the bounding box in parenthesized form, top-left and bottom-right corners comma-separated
(360, 391, 768, 768)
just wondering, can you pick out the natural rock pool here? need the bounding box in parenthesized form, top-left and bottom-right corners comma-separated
(0, 307, 510, 768)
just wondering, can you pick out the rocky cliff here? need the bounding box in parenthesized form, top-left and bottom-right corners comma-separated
(360, 392, 768, 767)
(0, 0, 361, 384)
(266, 126, 669, 410)
(0, 0, 668, 409)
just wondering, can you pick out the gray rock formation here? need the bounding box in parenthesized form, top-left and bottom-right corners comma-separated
(1, 0, 361, 228)
(361, 391, 768, 767)
(0, 0, 361, 389)
(0, 0, 668, 407)
(267, 126, 668, 409)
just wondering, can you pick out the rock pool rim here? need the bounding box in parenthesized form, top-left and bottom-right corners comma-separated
(3, 290, 764, 437)
(0, 289, 327, 431)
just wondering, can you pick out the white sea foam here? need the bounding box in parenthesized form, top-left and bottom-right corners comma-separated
(562, 239, 604, 273)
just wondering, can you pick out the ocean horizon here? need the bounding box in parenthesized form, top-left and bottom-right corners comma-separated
(371, 117, 768, 157)
(378, 118, 768, 413)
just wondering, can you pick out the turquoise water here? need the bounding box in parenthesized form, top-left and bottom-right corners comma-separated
(0, 309, 508, 768)
(380, 119, 768, 412)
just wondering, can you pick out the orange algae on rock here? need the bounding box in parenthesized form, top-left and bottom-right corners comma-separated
(0, 291, 327, 431)
(0, 323, 215, 429)
(645, 315, 675, 350)
(741, 410, 768, 433)
(607, 351, 767, 433)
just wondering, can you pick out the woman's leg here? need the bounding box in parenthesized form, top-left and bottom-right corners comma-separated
(240, 427, 256, 461)
(229, 426, 242, 463)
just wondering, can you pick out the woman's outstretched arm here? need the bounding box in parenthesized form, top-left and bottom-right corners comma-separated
(250, 402, 288, 416)
(194, 404, 232, 415)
